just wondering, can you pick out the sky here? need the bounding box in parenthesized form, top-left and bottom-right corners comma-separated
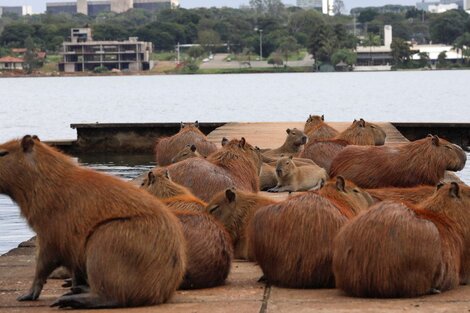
(0, 0, 418, 14)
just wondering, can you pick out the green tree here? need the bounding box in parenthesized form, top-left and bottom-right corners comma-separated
(417, 52, 430, 68)
(197, 29, 221, 53)
(278, 36, 298, 65)
(187, 45, 205, 59)
(267, 52, 283, 67)
(333, 0, 345, 16)
(453, 32, 470, 63)
(429, 10, 468, 44)
(357, 8, 379, 24)
(437, 51, 448, 68)
(363, 33, 381, 65)
(390, 38, 413, 66)
(331, 48, 357, 66)
(23, 36, 38, 74)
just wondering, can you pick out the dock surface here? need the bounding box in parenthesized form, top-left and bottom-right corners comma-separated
(1, 121, 468, 313)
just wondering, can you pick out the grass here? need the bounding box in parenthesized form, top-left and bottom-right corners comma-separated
(196, 66, 313, 74)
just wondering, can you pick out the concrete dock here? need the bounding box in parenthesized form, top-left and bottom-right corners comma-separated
(1, 122, 469, 313)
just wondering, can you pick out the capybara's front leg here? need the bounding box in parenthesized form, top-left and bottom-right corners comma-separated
(17, 249, 59, 301)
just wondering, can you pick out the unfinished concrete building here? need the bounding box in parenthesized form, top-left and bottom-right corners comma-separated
(46, 0, 179, 15)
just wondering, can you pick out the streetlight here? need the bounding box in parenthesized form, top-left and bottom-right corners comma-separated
(254, 27, 263, 61)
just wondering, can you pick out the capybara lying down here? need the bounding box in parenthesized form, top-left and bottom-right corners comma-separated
(164, 137, 262, 202)
(262, 128, 308, 157)
(299, 139, 349, 172)
(269, 156, 328, 192)
(0, 136, 186, 309)
(206, 188, 277, 260)
(330, 135, 467, 188)
(141, 170, 206, 212)
(259, 157, 316, 191)
(155, 121, 217, 166)
(249, 177, 372, 288)
(333, 183, 467, 298)
(304, 115, 339, 140)
(171, 144, 203, 164)
(175, 211, 233, 289)
(366, 185, 436, 205)
(336, 119, 382, 146)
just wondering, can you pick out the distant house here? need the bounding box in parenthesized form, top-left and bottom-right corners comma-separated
(0, 56, 24, 70)
(11, 49, 47, 66)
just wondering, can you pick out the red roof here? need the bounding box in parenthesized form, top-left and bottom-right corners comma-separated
(0, 56, 24, 63)
(37, 51, 46, 59)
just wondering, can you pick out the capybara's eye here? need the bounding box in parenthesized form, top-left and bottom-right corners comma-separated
(353, 189, 360, 193)
(445, 146, 452, 150)
(0, 151, 9, 157)
(209, 206, 219, 214)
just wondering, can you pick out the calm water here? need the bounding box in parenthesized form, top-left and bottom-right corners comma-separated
(1, 71, 470, 254)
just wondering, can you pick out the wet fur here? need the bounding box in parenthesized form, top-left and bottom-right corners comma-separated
(299, 139, 349, 172)
(304, 115, 339, 140)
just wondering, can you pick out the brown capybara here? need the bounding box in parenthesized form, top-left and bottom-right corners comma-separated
(174, 210, 233, 289)
(304, 115, 339, 140)
(269, 156, 328, 192)
(206, 188, 277, 260)
(366, 185, 436, 205)
(262, 128, 308, 157)
(333, 184, 466, 298)
(330, 135, 467, 188)
(0, 135, 186, 309)
(155, 121, 217, 166)
(164, 138, 262, 202)
(366, 120, 387, 145)
(335, 119, 376, 146)
(249, 177, 372, 288)
(171, 144, 203, 164)
(141, 170, 206, 212)
(260, 163, 278, 191)
(299, 139, 349, 172)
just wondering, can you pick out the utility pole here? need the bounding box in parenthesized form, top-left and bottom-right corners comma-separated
(259, 29, 263, 60)
(176, 42, 180, 64)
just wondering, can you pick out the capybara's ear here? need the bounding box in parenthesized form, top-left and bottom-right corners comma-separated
(321, 114, 325, 121)
(436, 182, 445, 190)
(449, 182, 460, 198)
(165, 170, 171, 180)
(336, 176, 346, 192)
(21, 135, 35, 153)
(221, 137, 229, 146)
(358, 119, 366, 127)
(32, 135, 40, 141)
(180, 122, 185, 129)
(195, 120, 199, 128)
(148, 171, 156, 184)
(432, 135, 440, 146)
(190, 144, 197, 152)
(225, 188, 236, 203)
(239, 137, 246, 148)
(286, 128, 291, 134)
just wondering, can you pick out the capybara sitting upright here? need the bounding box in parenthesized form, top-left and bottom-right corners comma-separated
(330, 135, 466, 188)
(249, 177, 372, 288)
(155, 121, 217, 166)
(141, 170, 206, 212)
(164, 137, 262, 202)
(304, 115, 339, 140)
(0, 135, 186, 309)
(333, 183, 467, 298)
(262, 128, 308, 157)
(335, 119, 376, 146)
(206, 188, 277, 260)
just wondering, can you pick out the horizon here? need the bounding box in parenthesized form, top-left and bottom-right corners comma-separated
(0, 0, 418, 14)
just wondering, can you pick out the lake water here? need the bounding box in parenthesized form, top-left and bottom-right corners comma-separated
(1, 70, 470, 254)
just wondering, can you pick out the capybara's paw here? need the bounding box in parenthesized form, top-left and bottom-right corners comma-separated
(267, 188, 279, 193)
(17, 291, 39, 301)
(61, 279, 72, 288)
(51, 295, 84, 309)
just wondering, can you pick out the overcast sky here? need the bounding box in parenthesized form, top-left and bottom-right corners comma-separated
(0, 0, 418, 14)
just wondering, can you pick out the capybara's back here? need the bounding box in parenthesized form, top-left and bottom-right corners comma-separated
(0, 136, 186, 309)
(366, 185, 436, 205)
(299, 139, 349, 172)
(175, 211, 233, 289)
(304, 115, 339, 140)
(333, 201, 459, 298)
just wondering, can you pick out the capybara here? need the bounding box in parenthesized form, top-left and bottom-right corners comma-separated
(269, 156, 328, 192)
(262, 128, 308, 157)
(366, 120, 387, 145)
(164, 138, 262, 202)
(171, 144, 203, 164)
(249, 177, 372, 288)
(0, 135, 186, 309)
(260, 163, 278, 191)
(141, 170, 206, 212)
(330, 135, 467, 188)
(335, 119, 376, 146)
(299, 139, 349, 172)
(174, 210, 233, 289)
(155, 121, 217, 166)
(206, 188, 277, 260)
(304, 115, 339, 140)
(333, 184, 466, 297)
(366, 185, 436, 205)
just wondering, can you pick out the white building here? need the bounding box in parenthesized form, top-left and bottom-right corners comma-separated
(296, 0, 322, 9)
(411, 44, 462, 62)
(322, 0, 334, 15)
(428, 3, 458, 12)
(465, 0, 470, 10)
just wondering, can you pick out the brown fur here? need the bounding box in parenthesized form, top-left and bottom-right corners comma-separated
(141, 170, 206, 212)
(366, 185, 436, 205)
(174, 210, 233, 289)
(335, 119, 376, 146)
(206, 189, 277, 260)
(155, 122, 217, 166)
(366, 121, 387, 145)
(269, 156, 328, 192)
(171, 144, 203, 164)
(262, 128, 308, 157)
(0, 136, 186, 309)
(164, 138, 262, 202)
(329, 135, 467, 188)
(259, 163, 278, 191)
(333, 185, 466, 298)
(299, 139, 349, 172)
(249, 178, 372, 288)
(304, 115, 339, 140)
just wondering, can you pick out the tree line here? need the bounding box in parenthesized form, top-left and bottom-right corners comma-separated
(1, 0, 470, 68)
